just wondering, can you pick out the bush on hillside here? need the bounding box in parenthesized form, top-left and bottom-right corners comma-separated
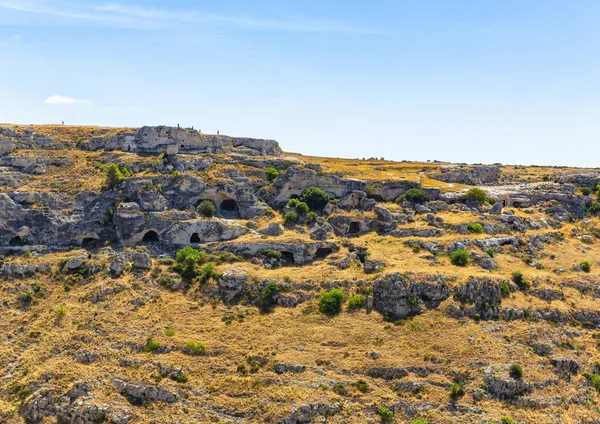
(318, 288, 344, 315)
(404, 188, 427, 204)
(265, 167, 279, 183)
(198, 200, 216, 217)
(299, 186, 330, 211)
(449, 249, 469, 266)
(465, 188, 486, 202)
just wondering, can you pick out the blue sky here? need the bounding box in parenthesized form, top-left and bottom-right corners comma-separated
(1, 1, 599, 166)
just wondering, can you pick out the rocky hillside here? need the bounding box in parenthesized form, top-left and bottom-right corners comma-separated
(2, 124, 600, 423)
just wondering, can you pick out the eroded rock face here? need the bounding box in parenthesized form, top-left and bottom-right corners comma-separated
(427, 165, 501, 185)
(484, 376, 534, 399)
(112, 378, 177, 404)
(80, 126, 282, 156)
(217, 269, 247, 304)
(283, 403, 340, 424)
(373, 273, 451, 320)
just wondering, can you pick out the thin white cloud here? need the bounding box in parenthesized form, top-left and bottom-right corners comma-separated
(44, 95, 91, 105)
(0, 1, 386, 34)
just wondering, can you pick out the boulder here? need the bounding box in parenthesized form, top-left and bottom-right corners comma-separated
(63, 253, 89, 271)
(131, 252, 152, 269)
(259, 222, 283, 237)
(110, 255, 128, 276)
(217, 270, 247, 304)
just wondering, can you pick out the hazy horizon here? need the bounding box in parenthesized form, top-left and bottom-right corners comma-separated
(1, 0, 599, 167)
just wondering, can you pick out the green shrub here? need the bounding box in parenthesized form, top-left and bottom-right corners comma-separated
(412, 244, 422, 253)
(588, 202, 600, 215)
(450, 249, 469, 266)
(55, 305, 67, 316)
(501, 417, 515, 424)
(198, 200, 216, 217)
(174, 373, 189, 383)
(165, 328, 176, 337)
(184, 341, 206, 355)
(299, 186, 330, 211)
(103, 164, 125, 190)
(260, 249, 282, 260)
(260, 280, 279, 307)
(376, 406, 394, 420)
(22, 289, 35, 302)
(176, 246, 205, 264)
(450, 382, 465, 400)
(295, 201, 310, 215)
(581, 187, 593, 196)
(485, 248, 494, 257)
(511, 271, 530, 290)
(467, 222, 483, 234)
(404, 188, 427, 204)
(500, 280, 510, 297)
(194, 262, 214, 284)
(144, 337, 162, 353)
(286, 198, 300, 208)
(465, 188, 486, 202)
(509, 364, 523, 380)
(284, 211, 299, 225)
(347, 294, 366, 310)
(580, 260, 591, 273)
(172, 170, 181, 178)
(307, 211, 317, 223)
(352, 379, 369, 393)
(583, 371, 600, 391)
(265, 167, 279, 183)
(411, 420, 428, 424)
(318, 288, 345, 315)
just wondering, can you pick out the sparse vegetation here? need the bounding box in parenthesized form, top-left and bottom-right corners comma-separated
(580, 260, 591, 272)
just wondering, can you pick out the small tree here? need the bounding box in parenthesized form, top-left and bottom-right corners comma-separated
(580, 260, 591, 273)
(103, 164, 125, 190)
(450, 249, 469, 266)
(299, 186, 330, 211)
(260, 280, 279, 308)
(465, 188, 486, 202)
(318, 288, 344, 315)
(511, 271, 530, 290)
(404, 188, 427, 204)
(198, 200, 216, 217)
(265, 167, 279, 183)
(509, 364, 523, 380)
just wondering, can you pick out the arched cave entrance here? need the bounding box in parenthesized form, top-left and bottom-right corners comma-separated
(346, 221, 361, 236)
(190, 233, 200, 244)
(82, 238, 100, 249)
(315, 247, 333, 259)
(281, 251, 295, 265)
(142, 230, 160, 243)
(9, 236, 27, 246)
(220, 199, 240, 219)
